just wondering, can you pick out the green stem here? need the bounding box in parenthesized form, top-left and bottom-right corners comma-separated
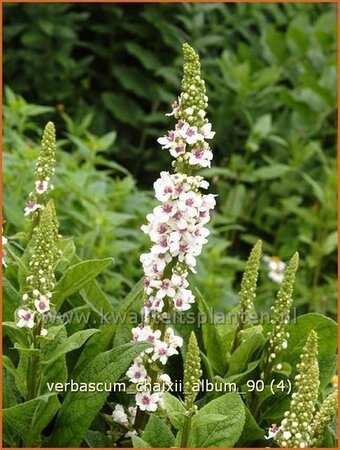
(180, 413, 192, 448)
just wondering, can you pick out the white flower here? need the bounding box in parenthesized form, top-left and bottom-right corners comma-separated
(165, 99, 180, 117)
(157, 130, 177, 149)
(159, 373, 172, 385)
(201, 122, 215, 139)
(125, 430, 137, 438)
(169, 143, 186, 159)
(40, 328, 48, 337)
(112, 404, 129, 426)
(16, 308, 35, 328)
(152, 341, 177, 365)
(154, 278, 176, 299)
(127, 363, 148, 384)
(35, 180, 49, 194)
(34, 295, 50, 314)
(164, 327, 183, 349)
(180, 125, 203, 145)
(188, 148, 213, 168)
(135, 391, 160, 412)
(24, 200, 42, 216)
(263, 256, 286, 284)
(172, 288, 195, 311)
(265, 424, 280, 439)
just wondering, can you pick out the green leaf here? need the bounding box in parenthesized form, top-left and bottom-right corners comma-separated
(228, 326, 265, 375)
(80, 278, 114, 315)
(162, 392, 186, 430)
(142, 415, 175, 447)
(84, 430, 112, 448)
(236, 404, 264, 446)
(188, 392, 245, 447)
(53, 257, 113, 309)
(277, 313, 337, 387)
(3, 367, 22, 409)
(49, 342, 150, 447)
(40, 328, 99, 366)
(195, 288, 227, 375)
(3, 393, 60, 447)
(322, 231, 337, 255)
(3, 321, 29, 347)
(253, 164, 290, 181)
(118, 277, 144, 313)
(2, 277, 20, 322)
(71, 324, 116, 378)
(132, 436, 151, 448)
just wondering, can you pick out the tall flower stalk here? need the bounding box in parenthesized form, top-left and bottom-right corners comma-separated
(275, 330, 320, 448)
(24, 122, 56, 226)
(120, 43, 215, 423)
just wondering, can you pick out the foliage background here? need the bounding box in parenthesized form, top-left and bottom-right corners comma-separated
(3, 2, 337, 317)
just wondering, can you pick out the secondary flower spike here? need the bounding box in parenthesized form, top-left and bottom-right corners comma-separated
(17, 200, 61, 332)
(121, 44, 216, 417)
(25, 122, 56, 217)
(275, 330, 320, 448)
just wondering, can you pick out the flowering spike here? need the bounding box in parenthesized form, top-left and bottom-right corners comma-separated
(17, 200, 61, 331)
(310, 390, 337, 446)
(184, 331, 202, 410)
(25, 122, 56, 217)
(276, 330, 320, 448)
(127, 44, 215, 416)
(231, 240, 262, 352)
(266, 252, 299, 365)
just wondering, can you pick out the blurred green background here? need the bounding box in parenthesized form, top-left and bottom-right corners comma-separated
(3, 3, 337, 317)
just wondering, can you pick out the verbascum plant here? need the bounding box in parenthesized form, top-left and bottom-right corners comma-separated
(231, 239, 262, 352)
(310, 390, 338, 446)
(263, 252, 299, 379)
(17, 200, 61, 336)
(111, 44, 215, 424)
(24, 122, 56, 218)
(275, 330, 320, 448)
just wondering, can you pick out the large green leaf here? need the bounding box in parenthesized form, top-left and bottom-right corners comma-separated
(53, 257, 113, 309)
(162, 392, 186, 430)
(276, 313, 337, 386)
(3, 393, 60, 447)
(49, 341, 149, 447)
(142, 415, 175, 447)
(40, 328, 99, 366)
(195, 289, 227, 375)
(188, 392, 245, 447)
(227, 326, 265, 375)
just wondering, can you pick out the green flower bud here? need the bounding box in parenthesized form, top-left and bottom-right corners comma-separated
(179, 43, 207, 128)
(183, 331, 202, 410)
(310, 390, 337, 446)
(26, 200, 60, 296)
(35, 121, 56, 186)
(239, 240, 262, 316)
(231, 240, 262, 353)
(25, 122, 57, 220)
(267, 252, 299, 360)
(276, 330, 320, 448)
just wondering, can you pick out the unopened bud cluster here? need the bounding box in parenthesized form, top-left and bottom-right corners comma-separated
(120, 44, 215, 416)
(310, 390, 337, 446)
(16, 201, 61, 332)
(183, 332, 202, 411)
(24, 122, 56, 217)
(239, 240, 262, 319)
(267, 252, 299, 363)
(276, 330, 320, 448)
